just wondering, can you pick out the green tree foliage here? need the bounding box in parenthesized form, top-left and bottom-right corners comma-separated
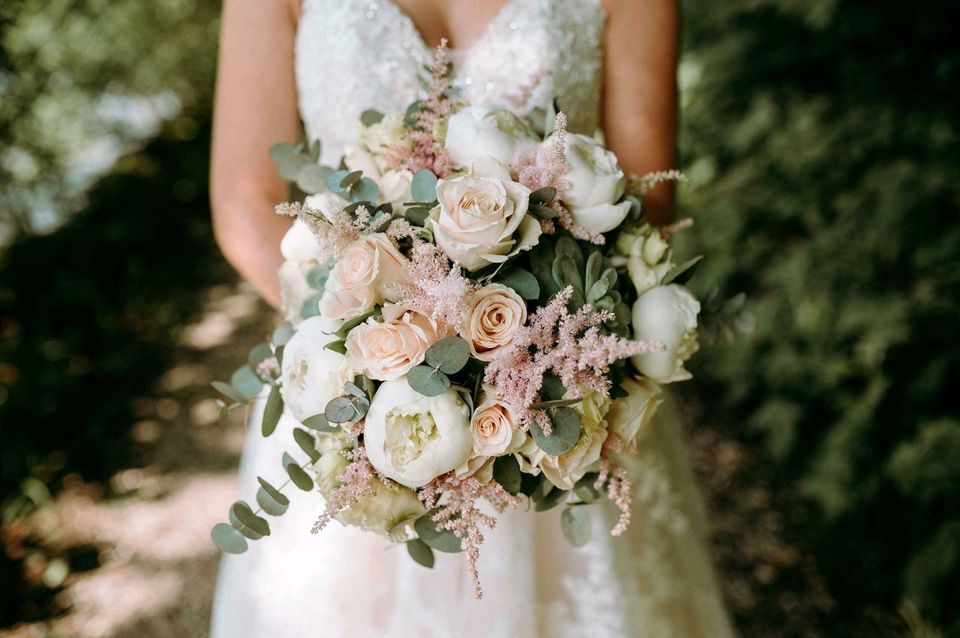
(680, 0, 960, 633)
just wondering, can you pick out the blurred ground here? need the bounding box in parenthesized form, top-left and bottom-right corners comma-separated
(1, 283, 271, 638)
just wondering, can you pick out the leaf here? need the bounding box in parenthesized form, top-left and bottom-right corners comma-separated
(554, 236, 584, 272)
(404, 100, 423, 127)
(324, 340, 347, 354)
(272, 322, 296, 346)
(721, 292, 747, 316)
(529, 203, 558, 219)
(230, 501, 271, 539)
(336, 309, 376, 338)
(212, 523, 248, 554)
(302, 413, 340, 433)
(296, 164, 332, 194)
(662, 255, 704, 285)
(528, 398, 581, 410)
(497, 268, 540, 300)
(305, 265, 328, 290)
(300, 293, 323, 319)
(530, 406, 581, 455)
(343, 381, 366, 398)
(269, 142, 307, 181)
(407, 365, 451, 397)
(285, 461, 313, 491)
(350, 176, 380, 203)
(584, 251, 603, 292)
(308, 139, 322, 162)
(231, 366, 263, 400)
(293, 428, 321, 462)
(360, 109, 385, 126)
(261, 385, 283, 437)
(212, 380, 247, 405)
(406, 538, 436, 568)
(411, 169, 439, 203)
(325, 396, 360, 423)
(414, 515, 462, 553)
(561, 506, 592, 548)
(529, 186, 557, 205)
(405, 205, 431, 226)
(247, 342, 273, 370)
(339, 170, 363, 189)
(326, 169, 350, 193)
(424, 336, 471, 374)
(257, 477, 290, 516)
(574, 472, 602, 502)
(534, 485, 566, 512)
(540, 373, 566, 401)
(587, 278, 610, 303)
(493, 455, 522, 495)
(552, 254, 582, 294)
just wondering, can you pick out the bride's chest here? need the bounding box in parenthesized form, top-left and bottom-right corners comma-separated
(295, 0, 605, 163)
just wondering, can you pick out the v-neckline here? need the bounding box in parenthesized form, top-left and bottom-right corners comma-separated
(382, 0, 521, 59)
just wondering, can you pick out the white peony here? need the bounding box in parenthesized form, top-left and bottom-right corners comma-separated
(558, 133, 631, 234)
(278, 219, 329, 324)
(444, 105, 538, 169)
(631, 285, 700, 383)
(280, 316, 351, 422)
(364, 380, 473, 488)
(429, 159, 541, 271)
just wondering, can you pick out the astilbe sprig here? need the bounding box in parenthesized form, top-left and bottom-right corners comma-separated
(484, 286, 664, 433)
(595, 459, 634, 536)
(419, 474, 521, 599)
(394, 243, 475, 332)
(311, 447, 380, 534)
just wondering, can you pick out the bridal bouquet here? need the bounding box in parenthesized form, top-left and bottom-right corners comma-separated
(210, 46, 701, 597)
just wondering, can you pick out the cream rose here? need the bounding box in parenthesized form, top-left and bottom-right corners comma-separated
(322, 233, 411, 320)
(378, 169, 414, 210)
(345, 305, 440, 381)
(539, 391, 611, 489)
(280, 316, 351, 422)
(429, 159, 541, 271)
(631, 284, 700, 383)
(459, 284, 527, 361)
(470, 393, 524, 456)
(557, 133, 631, 234)
(315, 446, 425, 538)
(364, 380, 473, 488)
(604, 377, 663, 453)
(443, 105, 538, 169)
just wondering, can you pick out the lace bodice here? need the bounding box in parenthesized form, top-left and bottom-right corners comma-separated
(295, 0, 606, 165)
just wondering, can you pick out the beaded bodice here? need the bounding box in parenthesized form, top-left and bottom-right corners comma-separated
(295, 0, 606, 165)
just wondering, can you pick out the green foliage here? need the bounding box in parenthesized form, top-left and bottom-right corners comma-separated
(414, 514, 462, 553)
(560, 505, 591, 548)
(680, 0, 960, 632)
(530, 407, 581, 456)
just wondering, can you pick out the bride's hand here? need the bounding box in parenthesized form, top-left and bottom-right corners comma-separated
(210, 0, 302, 308)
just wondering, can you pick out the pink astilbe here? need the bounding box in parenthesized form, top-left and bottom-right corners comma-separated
(631, 169, 686, 196)
(311, 447, 379, 534)
(277, 201, 403, 260)
(384, 40, 456, 177)
(419, 475, 521, 599)
(394, 243, 474, 332)
(595, 459, 633, 536)
(484, 287, 664, 433)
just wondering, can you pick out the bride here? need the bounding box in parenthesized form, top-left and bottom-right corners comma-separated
(208, 0, 734, 636)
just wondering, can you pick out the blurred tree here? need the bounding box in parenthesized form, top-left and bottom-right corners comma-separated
(679, 0, 960, 634)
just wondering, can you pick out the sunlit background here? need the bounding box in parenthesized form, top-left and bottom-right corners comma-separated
(1, 1, 958, 636)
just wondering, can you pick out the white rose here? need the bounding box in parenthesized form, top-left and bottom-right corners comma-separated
(323, 233, 411, 320)
(344, 304, 440, 381)
(459, 284, 527, 361)
(280, 316, 351, 421)
(343, 145, 380, 179)
(429, 159, 541, 271)
(631, 284, 700, 383)
(539, 391, 611, 489)
(379, 169, 414, 210)
(364, 380, 473, 488)
(316, 447, 425, 538)
(444, 105, 538, 169)
(557, 133, 631, 234)
(604, 377, 663, 452)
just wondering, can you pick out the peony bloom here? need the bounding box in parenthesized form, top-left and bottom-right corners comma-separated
(604, 377, 663, 453)
(364, 380, 473, 488)
(444, 105, 538, 169)
(557, 132, 631, 234)
(460, 284, 527, 361)
(631, 284, 700, 383)
(315, 446, 425, 537)
(615, 224, 673, 296)
(469, 391, 524, 456)
(280, 316, 351, 422)
(539, 391, 611, 490)
(322, 233, 411, 320)
(344, 304, 441, 381)
(429, 159, 541, 271)
(278, 219, 329, 323)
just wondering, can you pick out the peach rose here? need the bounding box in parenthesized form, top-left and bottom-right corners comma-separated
(460, 283, 527, 361)
(429, 159, 541, 271)
(322, 233, 411, 320)
(470, 393, 524, 456)
(344, 305, 440, 381)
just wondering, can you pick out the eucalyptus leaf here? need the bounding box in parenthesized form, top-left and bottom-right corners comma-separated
(534, 485, 566, 512)
(302, 413, 340, 433)
(662, 255, 705, 285)
(415, 515, 462, 553)
(493, 455, 522, 495)
(247, 342, 273, 370)
(411, 169, 439, 203)
(540, 374, 566, 401)
(424, 336, 471, 374)
(406, 538, 436, 568)
(497, 268, 540, 300)
(269, 142, 307, 181)
(530, 406, 581, 456)
(257, 486, 289, 516)
(230, 501, 271, 538)
(309, 139, 322, 162)
(293, 428, 321, 462)
(327, 169, 349, 193)
(297, 164, 332, 194)
(360, 109, 385, 126)
(407, 365, 451, 397)
(350, 176, 380, 203)
(339, 170, 363, 189)
(257, 477, 290, 508)
(561, 506, 592, 548)
(231, 366, 263, 400)
(300, 293, 323, 319)
(211, 522, 248, 554)
(261, 385, 283, 437)
(212, 380, 247, 405)
(272, 322, 296, 346)
(285, 461, 314, 491)
(404, 100, 423, 127)
(305, 265, 328, 290)
(405, 205, 431, 226)
(529, 203, 558, 219)
(528, 398, 581, 410)
(325, 396, 360, 423)
(529, 186, 557, 205)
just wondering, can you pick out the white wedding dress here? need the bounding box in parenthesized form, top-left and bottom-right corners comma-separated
(211, 1, 735, 636)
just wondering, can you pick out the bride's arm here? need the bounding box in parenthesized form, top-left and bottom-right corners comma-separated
(601, 0, 679, 226)
(210, 0, 302, 307)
